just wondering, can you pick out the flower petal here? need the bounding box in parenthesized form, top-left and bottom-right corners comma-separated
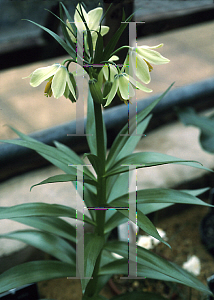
(104, 78, 118, 107)
(118, 74, 130, 100)
(142, 43, 164, 50)
(52, 66, 67, 98)
(30, 64, 60, 87)
(88, 7, 103, 30)
(102, 64, 117, 82)
(128, 75, 153, 93)
(74, 3, 87, 32)
(133, 52, 151, 84)
(100, 25, 109, 36)
(137, 47, 170, 65)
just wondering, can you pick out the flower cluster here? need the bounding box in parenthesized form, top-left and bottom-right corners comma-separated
(25, 3, 169, 106)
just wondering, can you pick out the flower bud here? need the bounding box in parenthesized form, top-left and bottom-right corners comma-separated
(88, 78, 104, 105)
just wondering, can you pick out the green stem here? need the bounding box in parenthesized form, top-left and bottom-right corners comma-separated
(84, 101, 106, 298)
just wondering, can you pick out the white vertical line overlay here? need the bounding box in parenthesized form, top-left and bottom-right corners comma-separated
(121, 165, 145, 279)
(120, 21, 145, 137)
(68, 165, 92, 279)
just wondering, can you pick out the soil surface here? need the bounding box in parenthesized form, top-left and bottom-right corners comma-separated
(38, 204, 214, 300)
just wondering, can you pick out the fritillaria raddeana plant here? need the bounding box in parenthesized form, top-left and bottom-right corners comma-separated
(0, 3, 213, 299)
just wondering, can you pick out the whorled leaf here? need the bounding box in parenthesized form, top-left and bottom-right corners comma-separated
(0, 202, 95, 225)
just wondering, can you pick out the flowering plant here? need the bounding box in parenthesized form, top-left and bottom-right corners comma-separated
(0, 3, 213, 299)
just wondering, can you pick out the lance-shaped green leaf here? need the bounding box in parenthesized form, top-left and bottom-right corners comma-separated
(104, 241, 212, 295)
(104, 188, 209, 233)
(0, 230, 76, 264)
(86, 90, 97, 155)
(30, 174, 97, 191)
(108, 188, 211, 208)
(53, 140, 85, 165)
(84, 154, 102, 176)
(12, 216, 76, 243)
(100, 259, 210, 298)
(106, 152, 212, 177)
(106, 84, 174, 170)
(116, 114, 152, 162)
(86, 90, 107, 157)
(24, 19, 76, 60)
(94, 27, 104, 64)
(0, 202, 95, 225)
(106, 174, 126, 203)
(0, 260, 75, 294)
(0, 126, 95, 180)
(104, 211, 127, 234)
(57, 6, 77, 51)
(117, 209, 170, 248)
(81, 233, 105, 293)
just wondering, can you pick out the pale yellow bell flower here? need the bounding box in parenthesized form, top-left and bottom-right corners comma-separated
(66, 3, 109, 49)
(125, 44, 170, 84)
(27, 64, 76, 100)
(104, 71, 152, 107)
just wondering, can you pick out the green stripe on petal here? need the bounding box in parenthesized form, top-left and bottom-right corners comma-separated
(52, 66, 67, 99)
(30, 64, 60, 87)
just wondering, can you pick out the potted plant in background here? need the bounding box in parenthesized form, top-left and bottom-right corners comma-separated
(0, 2, 213, 299)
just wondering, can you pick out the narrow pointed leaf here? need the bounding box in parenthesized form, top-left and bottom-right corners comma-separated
(0, 126, 95, 180)
(0, 202, 95, 225)
(108, 188, 212, 208)
(86, 90, 97, 155)
(94, 29, 104, 64)
(104, 241, 212, 295)
(118, 209, 170, 248)
(0, 230, 76, 264)
(0, 261, 75, 294)
(12, 216, 76, 242)
(106, 84, 174, 169)
(106, 152, 212, 177)
(24, 19, 76, 59)
(30, 174, 97, 191)
(84, 154, 102, 176)
(81, 233, 105, 292)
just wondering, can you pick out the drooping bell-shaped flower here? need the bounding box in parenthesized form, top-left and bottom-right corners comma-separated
(125, 44, 170, 84)
(104, 71, 152, 107)
(27, 64, 76, 100)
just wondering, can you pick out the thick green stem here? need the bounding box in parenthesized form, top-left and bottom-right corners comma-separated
(84, 101, 106, 298)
